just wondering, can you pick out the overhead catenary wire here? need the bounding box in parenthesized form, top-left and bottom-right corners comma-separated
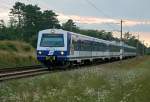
(1, 1, 150, 31)
(33, 0, 118, 31)
(84, 0, 119, 31)
(84, 0, 113, 19)
(83, 0, 149, 45)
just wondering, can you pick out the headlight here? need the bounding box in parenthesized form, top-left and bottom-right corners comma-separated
(38, 51, 42, 55)
(61, 51, 64, 55)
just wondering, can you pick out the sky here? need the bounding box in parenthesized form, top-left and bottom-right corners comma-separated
(0, 0, 150, 46)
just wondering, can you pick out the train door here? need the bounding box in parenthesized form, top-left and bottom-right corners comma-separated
(89, 41, 92, 59)
(71, 34, 80, 58)
(106, 44, 110, 58)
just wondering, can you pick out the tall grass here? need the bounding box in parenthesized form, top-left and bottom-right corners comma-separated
(0, 40, 38, 68)
(0, 40, 34, 53)
(0, 56, 150, 102)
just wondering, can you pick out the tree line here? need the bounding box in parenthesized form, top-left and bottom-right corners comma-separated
(0, 2, 148, 55)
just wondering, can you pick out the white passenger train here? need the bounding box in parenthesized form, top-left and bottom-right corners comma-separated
(37, 29, 136, 68)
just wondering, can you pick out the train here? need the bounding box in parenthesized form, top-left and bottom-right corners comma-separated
(37, 29, 136, 69)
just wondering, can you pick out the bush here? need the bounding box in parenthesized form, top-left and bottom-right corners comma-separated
(0, 42, 17, 52)
(0, 40, 35, 52)
(0, 40, 38, 68)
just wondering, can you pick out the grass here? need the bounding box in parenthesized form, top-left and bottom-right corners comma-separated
(0, 56, 150, 102)
(0, 40, 34, 52)
(0, 40, 38, 68)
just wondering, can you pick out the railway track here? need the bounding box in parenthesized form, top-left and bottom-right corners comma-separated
(0, 62, 104, 81)
(0, 65, 49, 81)
(0, 58, 130, 81)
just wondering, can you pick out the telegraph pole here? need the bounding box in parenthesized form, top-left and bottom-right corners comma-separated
(121, 19, 123, 41)
(120, 19, 123, 60)
(145, 43, 148, 55)
(136, 34, 139, 56)
(143, 40, 145, 56)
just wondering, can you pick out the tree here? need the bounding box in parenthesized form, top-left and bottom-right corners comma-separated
(78, 29, 114, 41)
(62, 19, 79, 32)
(0, 20, 5, 30)
(122, 32, 147, 55)
(41, 10, 60, 29)
(100, 30, 114, 40)
(21, 4, 42, 41)
(9, 2, 61, 47)
(124, 32, 132, 40)
(10, 2, 25, 29)
(0, 20, 16, 40)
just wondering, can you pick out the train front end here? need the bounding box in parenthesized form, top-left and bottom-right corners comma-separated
(36, 29, 69, 67)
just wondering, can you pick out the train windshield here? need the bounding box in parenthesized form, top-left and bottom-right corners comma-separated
(40, 34, 64, 47)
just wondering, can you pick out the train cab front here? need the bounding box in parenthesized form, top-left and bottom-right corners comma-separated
(36, 30, 69, 65)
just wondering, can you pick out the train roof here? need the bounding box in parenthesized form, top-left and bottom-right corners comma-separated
(39, 29, 66, 34)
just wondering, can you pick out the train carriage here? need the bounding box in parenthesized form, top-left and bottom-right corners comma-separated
(37, 29, 136, 68)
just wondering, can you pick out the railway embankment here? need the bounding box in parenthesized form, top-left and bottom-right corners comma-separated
(0, 56, 150, 102)
(0, 40, 38, 68)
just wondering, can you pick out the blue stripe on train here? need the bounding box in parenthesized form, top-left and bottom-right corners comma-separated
(37, 50, 69, 61)
(37, 56, 68, 61)
(37, 50, 68, 56)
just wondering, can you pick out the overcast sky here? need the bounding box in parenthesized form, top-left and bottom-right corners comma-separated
(0, 0, 150, 45)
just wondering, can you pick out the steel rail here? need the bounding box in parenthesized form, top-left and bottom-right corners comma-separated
(0, 65, 47, 81)
(0, 65, 44, 73)
(0, 57, 134, 81)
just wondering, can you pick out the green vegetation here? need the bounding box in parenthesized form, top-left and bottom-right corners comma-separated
(0, 41, 38, 68)
(0, 41, 33, 52)
(0, 56, 150, 102)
